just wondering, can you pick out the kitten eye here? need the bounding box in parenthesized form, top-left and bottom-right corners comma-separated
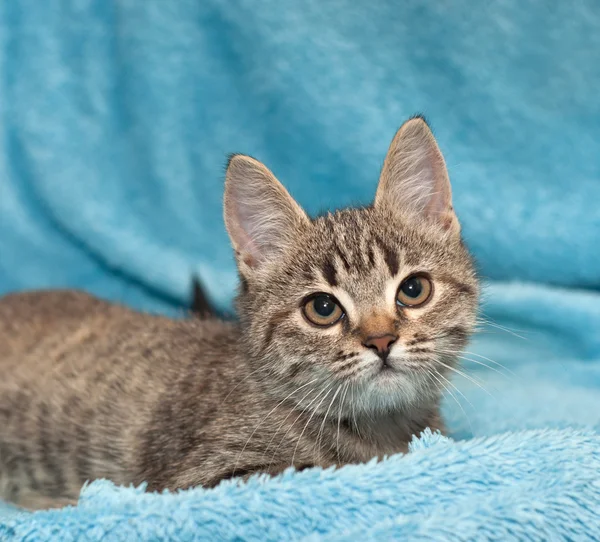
(302, 294, 344, 327)
(396, 275, 433, 307)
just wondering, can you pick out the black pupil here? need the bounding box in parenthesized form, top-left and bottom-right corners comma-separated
(313, 296, 336, 317)
(401, 277, 423, 298)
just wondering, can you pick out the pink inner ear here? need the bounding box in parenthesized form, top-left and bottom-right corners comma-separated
(439, 211, 456, 231)
(241, 252, 256, 268)
(422, 147, 453, 218)
(225, 154, 312, 270)
(229, 201, 263, 268)
(236, 227, 263, 268)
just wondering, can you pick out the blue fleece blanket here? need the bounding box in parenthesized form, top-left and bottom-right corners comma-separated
(1, 0, 600, 540)
(3, 427, 600, 541)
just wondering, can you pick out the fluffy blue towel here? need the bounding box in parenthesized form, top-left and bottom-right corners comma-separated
(1, 0, 600, 314)
(2, 427, 600, 541)
(1, 0, 600, 540)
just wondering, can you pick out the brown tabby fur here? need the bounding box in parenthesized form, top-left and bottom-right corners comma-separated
(0, 117, 479, 510)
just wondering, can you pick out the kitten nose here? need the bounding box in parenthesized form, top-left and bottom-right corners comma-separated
(363, 334, 397, 357)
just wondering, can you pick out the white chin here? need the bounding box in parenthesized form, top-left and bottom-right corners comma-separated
(351, 352, 431, 412)
(362, 370, 421, 412)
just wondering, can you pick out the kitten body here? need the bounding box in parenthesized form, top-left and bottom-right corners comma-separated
(0, 117, 478, 509)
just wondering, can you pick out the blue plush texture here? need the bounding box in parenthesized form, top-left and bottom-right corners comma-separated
(1, 0, 600, 540)
(3, 428, 600, 541)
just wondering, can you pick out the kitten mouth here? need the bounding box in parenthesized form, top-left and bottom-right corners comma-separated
(361, 357, 428, 407)
(359, 354, 418, 383)
(373, 357, 420, 379)
(379, 361, 395, 372)
(378, 357, 405, 373)
(372, 361, 405, 380)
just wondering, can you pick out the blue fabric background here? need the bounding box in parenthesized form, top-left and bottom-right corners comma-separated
(1, 0, 600, 539)
(1, 0, 600, 313)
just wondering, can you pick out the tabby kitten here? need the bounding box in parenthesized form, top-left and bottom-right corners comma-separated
(0, 117, 478, 510)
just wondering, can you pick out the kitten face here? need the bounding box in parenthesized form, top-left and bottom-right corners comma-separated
(225, 117, 479, 416)
(238, 207, 478, 414)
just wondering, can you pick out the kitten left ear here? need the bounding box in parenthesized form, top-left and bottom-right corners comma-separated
(223, 154, 309, 276)
(375, 117, 460, 234)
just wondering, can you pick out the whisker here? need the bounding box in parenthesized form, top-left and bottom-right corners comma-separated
(337, 383, 350, 463)
(428, 369, 474, 435)
(455, 355, 511, 378)
(477, 315, 533, 334)
(435, 348, 514, 378)
(262, 382, 321, 460)
(435, 359, 495, 398)
(476, 317, 531, 341)
(267, 383, 333, 470)
(434, 370, 475, 411)
(221, 365, 266, 406)
(459, 350, 516, 376)
(315, 385, 343, 463)
(292, 386, 335, 467)
(435, 344, 516, 377)
(232, 378, 318, 476)
(351, 385, 362, 440)
(483, 324, 529, 341)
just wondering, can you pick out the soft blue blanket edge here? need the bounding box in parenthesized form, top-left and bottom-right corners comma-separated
(2, 428, 600, 541)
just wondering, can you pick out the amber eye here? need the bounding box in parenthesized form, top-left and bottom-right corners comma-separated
(396, 275, 433, 307)
(302, 294, 344, 327)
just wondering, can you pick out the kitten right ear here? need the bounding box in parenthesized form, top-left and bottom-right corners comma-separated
(224, 155, 309, 276)
(375, 117, 460, 234)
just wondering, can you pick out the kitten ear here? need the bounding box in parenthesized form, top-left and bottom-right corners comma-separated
(375, 117, 459, 234)
(224, 154, 309, 274)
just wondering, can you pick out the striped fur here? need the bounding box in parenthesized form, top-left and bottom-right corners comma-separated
(0, 117, 479, 509)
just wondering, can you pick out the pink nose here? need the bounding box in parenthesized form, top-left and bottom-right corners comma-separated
(362, 334, 397, 357)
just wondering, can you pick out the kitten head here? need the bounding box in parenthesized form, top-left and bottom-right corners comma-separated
(224, 117, 479, 415)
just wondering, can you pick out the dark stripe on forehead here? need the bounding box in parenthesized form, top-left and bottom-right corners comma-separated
(375, 235, 399, 276)
(321, 259, 338, 287)
(304, 271, 314, 283)
(367, 247, 376, 268)
(334, 243, 351, 271)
